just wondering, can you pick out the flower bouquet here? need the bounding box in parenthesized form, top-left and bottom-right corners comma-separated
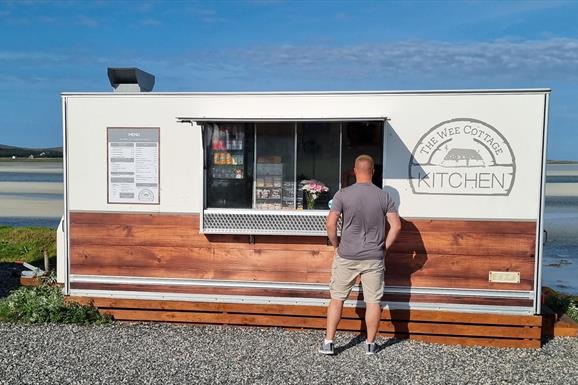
(301, 180, 329, 209)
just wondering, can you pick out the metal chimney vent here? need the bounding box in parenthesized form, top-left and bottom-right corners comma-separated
(107, 67, 155, 92)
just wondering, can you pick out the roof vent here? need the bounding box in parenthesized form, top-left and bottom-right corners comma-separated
(107, 67, 155, 92)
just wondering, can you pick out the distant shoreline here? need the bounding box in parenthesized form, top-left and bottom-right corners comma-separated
(547, 160, 578, 164)
(0, 158, 62, 162)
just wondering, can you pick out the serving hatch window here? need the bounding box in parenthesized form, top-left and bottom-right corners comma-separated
(204, 121, 383, 210)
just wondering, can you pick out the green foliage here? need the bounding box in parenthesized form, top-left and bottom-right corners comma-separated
(0, 226, 56, 263)
(545, 290, 578, 323)
(0, 275, 111, 324)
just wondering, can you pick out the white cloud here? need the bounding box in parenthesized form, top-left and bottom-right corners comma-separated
(74, 15, 100, 28)
(216, 38, 578, 82)
(140, 18, 161, 27)
(0, 51, 69, 62)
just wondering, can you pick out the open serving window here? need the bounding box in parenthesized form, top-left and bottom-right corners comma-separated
(181, 118, 386, 235)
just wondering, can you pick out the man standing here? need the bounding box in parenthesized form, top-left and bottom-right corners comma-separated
(320, 155, 401, 355)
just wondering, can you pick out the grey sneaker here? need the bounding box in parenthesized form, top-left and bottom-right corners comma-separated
(366, 342, 378, 355)
(318, 341, 335, 355)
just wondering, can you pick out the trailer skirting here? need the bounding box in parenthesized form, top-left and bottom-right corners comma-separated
(67, 296, 543, 349)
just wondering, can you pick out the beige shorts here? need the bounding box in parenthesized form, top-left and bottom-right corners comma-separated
(329, 253, 385, 304)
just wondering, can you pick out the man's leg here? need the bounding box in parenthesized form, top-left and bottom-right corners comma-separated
(325, 254, 357, 343)
(325, 299, 344, 341)
(360, 259, 385, 344)
(365, 302, 381, 343)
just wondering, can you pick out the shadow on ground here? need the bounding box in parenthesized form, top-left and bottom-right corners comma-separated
(0, 257, 55, 299)
(0, 263, 26, 298)
(334, 333, 405, 355)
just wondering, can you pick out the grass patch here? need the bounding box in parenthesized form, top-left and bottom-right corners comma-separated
(0, 226, 56, 264)
(0, 276, 111, 324)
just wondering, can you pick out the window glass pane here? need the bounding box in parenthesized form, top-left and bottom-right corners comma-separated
(296, 122, 340, 210)
(255, 122, 295, 210)
(341, 121, 384, 188)
(205, 122, 254, 208)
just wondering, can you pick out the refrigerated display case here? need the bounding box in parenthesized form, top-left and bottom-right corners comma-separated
(205, 123, 254, 208)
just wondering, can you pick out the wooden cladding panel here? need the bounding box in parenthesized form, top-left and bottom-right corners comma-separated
(69, 212, 536, 292)
(101, 309, 540, 339)
(71, 247, 534, 289)
(70, 297, 543, 326)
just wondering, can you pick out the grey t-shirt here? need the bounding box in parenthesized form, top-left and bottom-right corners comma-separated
(330, 182, 397, 260)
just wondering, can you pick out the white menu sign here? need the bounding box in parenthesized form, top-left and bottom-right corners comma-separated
(107, 128, 159, 204)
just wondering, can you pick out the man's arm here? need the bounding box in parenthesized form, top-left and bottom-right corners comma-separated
(385, 212, 402, 252)
(326, 211, 340, 249)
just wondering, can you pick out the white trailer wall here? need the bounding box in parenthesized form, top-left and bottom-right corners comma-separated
(63, 91, 548, 221)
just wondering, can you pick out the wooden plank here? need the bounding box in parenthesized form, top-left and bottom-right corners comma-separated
(553, 315, 578, 337)
(253, 235, 329, 245)
(20, 276, 43, 287)
(71, 223, 202, 240)
(70, 212, 200, 227)
(399, 219, 536, 234)
(384, 252, 534, 290)
(379, 293, 533, 307)
(389, 232, 535, 257)
(101, 309, 541, 339)
(71, 246, 334, 276)
(67, 297, 542, 326)
(71, 245, 216, 268)
(70, 266, 331, 283)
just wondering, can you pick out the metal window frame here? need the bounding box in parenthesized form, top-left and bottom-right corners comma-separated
(195, 118, 387, 235)
(178, 117, 388, 123)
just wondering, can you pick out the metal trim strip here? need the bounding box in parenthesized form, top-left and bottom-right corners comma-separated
(69, 275, 534, 299)
(534, 93, 550, 315)
(178, 117, 388, 123)
(62, 96, 70, 296)
(68, 289, 534, 315)
(61, 89, 551, 97)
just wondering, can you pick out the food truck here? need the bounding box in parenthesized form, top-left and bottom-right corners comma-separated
(58, 68, 550, 348)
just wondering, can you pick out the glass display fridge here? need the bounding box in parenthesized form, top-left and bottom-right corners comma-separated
(205, 123, 254, 208)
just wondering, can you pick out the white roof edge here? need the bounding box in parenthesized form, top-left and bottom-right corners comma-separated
(61, 88, 551, 96)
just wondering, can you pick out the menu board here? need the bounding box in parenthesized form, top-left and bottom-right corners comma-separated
(107, 128, 159, 204)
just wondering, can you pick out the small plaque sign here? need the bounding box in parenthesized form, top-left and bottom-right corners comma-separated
(489, 271, 520, 284)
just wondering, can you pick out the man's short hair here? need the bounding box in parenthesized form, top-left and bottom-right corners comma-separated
(355, 154, 374, 170)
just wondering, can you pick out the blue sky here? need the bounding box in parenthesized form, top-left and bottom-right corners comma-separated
(0, 0, 577, 160)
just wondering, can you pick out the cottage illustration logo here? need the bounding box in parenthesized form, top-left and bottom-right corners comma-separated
(409, 118, 516, 196)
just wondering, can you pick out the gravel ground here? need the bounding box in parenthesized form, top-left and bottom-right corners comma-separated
(0, 323, 577, 385)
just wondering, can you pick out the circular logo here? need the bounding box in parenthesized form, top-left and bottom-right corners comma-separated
(409, 118, 516, 196)
(138, 189, 155, 202)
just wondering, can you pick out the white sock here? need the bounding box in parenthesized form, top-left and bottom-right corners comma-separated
(324, 339, 334, 344)
(366, 340, 375, 345)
